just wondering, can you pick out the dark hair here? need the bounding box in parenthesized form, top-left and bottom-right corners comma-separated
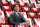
(13, 4, 20, 9)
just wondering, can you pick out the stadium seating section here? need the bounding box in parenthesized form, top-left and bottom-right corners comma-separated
(0, 0, 40, 27)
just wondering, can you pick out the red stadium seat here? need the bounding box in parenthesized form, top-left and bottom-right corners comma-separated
(19, 0, 29, 3)
(25, 18, 32, 27)
(1, 25, 13, 27)
(19, 0, 24, 3)
(35, 4, 40, 8)
(30, 0, 36, 4)
(19, 3, 25, 7)
(34, 18, 40, 27)
(37, 1, 40, 4)
(2, 6, 11, 11)
(6, 11, 13, 17)
(37, 13, 40, 18)
(28, 12, 37, 18)
(16, 25, 27, 27)
(22, 7, 30, 12)
(1, 1, 9, 6)
(27, 3, 34, 8)
(10, 2, 15, 7)
(23, 0, 29, 3)
(0, 11, 5, 18)
(31, 8, 39, 13)
(32, 25, 39, 27)
(19, 12, 27, 18)
(0, 18, 8, 25)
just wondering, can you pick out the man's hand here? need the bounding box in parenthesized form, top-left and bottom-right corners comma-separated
(21, 22, 27, 25)
(21, 22, 30, 27)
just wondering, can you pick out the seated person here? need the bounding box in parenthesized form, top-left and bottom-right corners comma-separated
(9, 4, 30, 27)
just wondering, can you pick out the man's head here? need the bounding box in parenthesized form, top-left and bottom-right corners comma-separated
(13, 4, 20, 12)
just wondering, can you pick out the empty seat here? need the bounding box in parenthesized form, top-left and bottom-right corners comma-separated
(6, 11, 13, 17)
(35, 4, 40, 8)
(34, 18, 40, 27)
(37, 13, 40, 18)
(31, 8, 39, 13)
(0, 11, 5, 18)
(37, 1, 40, 4)
(25, 18, 32, 27)
(10, 2, 15, 7)
(27, 3, 34, 8)
(32, 25, 39, 27)
(0, 18, 8, 25)
(30, 0, 36, 4)
(1, 25, 13, 27)
(1, 1, 9, 6)
(19, 12, 27, 18)
(19, 0, 29, 3)
(28, 12, 37, 18)
(23, 0, 29, 3)
(22, 7, 30, 12)
(19, 0, 24, 3)
(16, 25, 27, 27)
(19, 3, 25, 7)
(2, 6, 11, 11)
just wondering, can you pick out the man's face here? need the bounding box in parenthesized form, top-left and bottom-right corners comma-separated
(14, 5, 20, 12)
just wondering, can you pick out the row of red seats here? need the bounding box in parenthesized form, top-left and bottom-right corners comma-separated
(2, 6, 21, 12)
(6, 11, 40, 18)
(1, 1, 33, 7)
(37, 1, 40, 4)
(22, 7, 39, 12)
(0, 24, 39, 27)
(0, 25, 13, 27)
(2, 6, 40, 12)
(16, 25, 39, 27)
(0, 10, 40, 19)
(2, 0, 40, 4)
(0, 18, 40, 27)
(1, 1, 40, 7)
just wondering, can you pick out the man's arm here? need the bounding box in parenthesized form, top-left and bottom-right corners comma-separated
(9, 14, 20, 25)
(21, 14, 26, 22)
(21, 14, 28, 24)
